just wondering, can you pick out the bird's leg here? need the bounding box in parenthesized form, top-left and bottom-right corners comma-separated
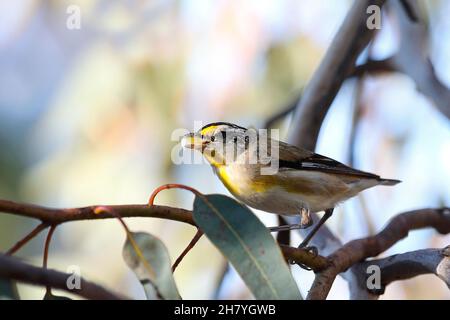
(299, 207, 313, 228)
(298, 208, 334, 253)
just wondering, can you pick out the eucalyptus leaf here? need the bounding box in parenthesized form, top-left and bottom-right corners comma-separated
(122, 232, 181, 300)
(0, 277, 19, 300)
(193, 194, 302, 300)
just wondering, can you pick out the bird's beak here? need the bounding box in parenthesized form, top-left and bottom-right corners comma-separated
(181, 132, 206, 151)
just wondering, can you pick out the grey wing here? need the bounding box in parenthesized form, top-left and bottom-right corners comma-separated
(277, 141, 381, 180)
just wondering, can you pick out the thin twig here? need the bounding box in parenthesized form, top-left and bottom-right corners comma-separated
(264, 92, 301, 129)
(94, 206, 156, 279)
(350, 57, 395, 77)
(172, 229, 203, 272)
(148, 183, 200, 205)
(6, 223, 48, 255)
(42, 225, 57, 294)
(42, 225, 56, 270)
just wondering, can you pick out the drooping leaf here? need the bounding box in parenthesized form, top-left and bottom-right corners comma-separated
(122, 232, 181, 300)
(193, 194, 302, 300)
(0, 277, 19, 300)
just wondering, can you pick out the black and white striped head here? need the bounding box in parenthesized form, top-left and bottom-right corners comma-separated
(181, 122, 251, 164)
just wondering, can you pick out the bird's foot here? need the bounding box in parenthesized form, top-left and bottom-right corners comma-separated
(298, 245, 318, 257)
(288, 246, 318, 270)
(288, 244, 318, 269)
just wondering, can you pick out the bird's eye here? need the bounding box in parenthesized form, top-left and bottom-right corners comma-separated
(245, 136, 249, 143)
(210, 136, 215, 142)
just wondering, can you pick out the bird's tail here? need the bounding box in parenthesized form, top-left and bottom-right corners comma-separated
(379, 178, 401, 186)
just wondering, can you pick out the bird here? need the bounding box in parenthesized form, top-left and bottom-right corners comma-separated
(181, 122, 400, 249)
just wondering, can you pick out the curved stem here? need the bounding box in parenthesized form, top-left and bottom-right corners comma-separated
(148, 183, 200, 205)
(6, 223, 48, 255)
(94, 206, 156, 279)
(43, 225, 57, 294)
(172, 229, 203, 272)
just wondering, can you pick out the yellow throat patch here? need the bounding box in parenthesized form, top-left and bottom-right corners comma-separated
(217, 165, 243, 195)
(214, 164, 273, 196)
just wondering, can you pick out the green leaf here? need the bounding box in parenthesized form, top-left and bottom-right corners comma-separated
(193, 194, 302, 300)
(0, 277, 19, 300)
(122, 232, 181, 300)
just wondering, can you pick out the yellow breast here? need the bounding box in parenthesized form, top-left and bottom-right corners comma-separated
(215, 164, 272, 196)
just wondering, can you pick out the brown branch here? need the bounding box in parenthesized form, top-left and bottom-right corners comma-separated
(0, 198, 324, 276)
(350, 1, 450, 120)
(362, 246, 450, 293)
(307, 208, 450, 299)
(264, 92, 301, 129)
(399, 0, 419, 22)
(0, 199, 195, 226)
(287, 0, 387, 150)
(285, 1, 388, 273)
(264, 54, 395, 133)
(265, 0, 448, 300)
(3, 198, 448, 299)
(0, 253, 125, 300)
(282, 0, 449, 290)
(390, 0, 450, 120)
(350, 57, 396, 77)
(4, 199, 325, 270)
(350, 0, 450, 119)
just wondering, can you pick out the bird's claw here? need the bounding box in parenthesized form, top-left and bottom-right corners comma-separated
(287, 245, 318, 270)
(288, 258, 313, 271)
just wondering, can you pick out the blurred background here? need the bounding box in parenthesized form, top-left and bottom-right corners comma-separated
(0, 0, 449, 299)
